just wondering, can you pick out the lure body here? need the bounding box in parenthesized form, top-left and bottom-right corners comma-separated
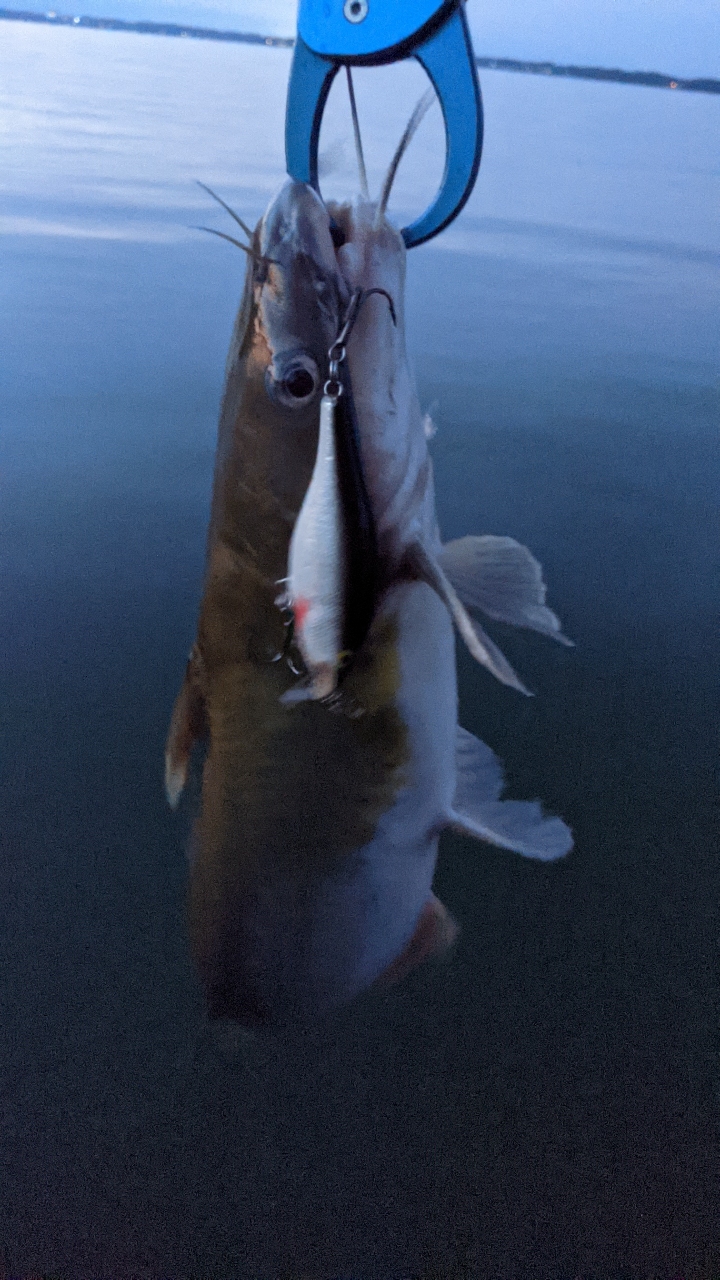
(285, 392, 345, 700)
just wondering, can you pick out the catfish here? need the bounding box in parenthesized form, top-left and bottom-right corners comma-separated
(165, 168, 572, 1029)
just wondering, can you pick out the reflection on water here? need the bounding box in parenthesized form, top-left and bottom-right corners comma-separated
(1, 20, 719, 1277)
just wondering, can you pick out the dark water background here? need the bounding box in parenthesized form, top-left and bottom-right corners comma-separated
(1, 22, 719, 1278)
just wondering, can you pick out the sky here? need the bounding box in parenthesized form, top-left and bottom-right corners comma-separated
(30, 0, 720, 80)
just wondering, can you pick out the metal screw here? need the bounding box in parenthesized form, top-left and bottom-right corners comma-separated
(343, 0, 368, 24)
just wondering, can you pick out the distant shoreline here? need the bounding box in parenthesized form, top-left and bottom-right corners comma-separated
(474, 56, 718, 95)
(1, 6, 718, 94)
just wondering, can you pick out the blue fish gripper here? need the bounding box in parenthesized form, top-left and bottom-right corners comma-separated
(285, 0, 483, 248)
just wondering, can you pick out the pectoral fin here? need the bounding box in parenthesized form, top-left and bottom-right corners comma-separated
(406, 539, 531, 694)
(164, 645, 208, 809)
(449, 726, 573, 861)
(439, 535, 573, 646)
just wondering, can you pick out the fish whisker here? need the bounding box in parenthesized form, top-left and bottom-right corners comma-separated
(375, 87, 436, 227)
(194, 226, 281, 278)
(196, 181, 255, 242)
(194, 225, 258, 258)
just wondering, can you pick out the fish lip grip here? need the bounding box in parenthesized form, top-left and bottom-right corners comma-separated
(285, 0, 483, 248)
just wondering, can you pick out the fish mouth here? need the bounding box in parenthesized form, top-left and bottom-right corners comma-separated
(260, 180, 341, 283)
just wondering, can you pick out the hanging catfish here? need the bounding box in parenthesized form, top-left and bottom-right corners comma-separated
(165, 112, 572, 1028)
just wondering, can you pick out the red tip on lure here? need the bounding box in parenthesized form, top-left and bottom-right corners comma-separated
(292, 597, 311, 631)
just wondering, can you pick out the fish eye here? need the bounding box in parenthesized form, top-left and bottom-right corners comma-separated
(266, 351, 320, 408)
(285, 367, 315, 399)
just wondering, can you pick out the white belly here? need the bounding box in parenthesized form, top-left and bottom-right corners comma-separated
(291, 579, 458, 1014)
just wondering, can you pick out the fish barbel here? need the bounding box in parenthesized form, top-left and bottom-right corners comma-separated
(165, 163, 573, 1028)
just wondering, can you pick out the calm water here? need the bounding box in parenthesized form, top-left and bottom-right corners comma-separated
(1, 22, 719, 1278)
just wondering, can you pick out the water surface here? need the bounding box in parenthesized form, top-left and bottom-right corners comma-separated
(1, 22, 719, 1277)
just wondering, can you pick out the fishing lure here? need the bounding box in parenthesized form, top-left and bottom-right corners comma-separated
(281, 287, 396, 702)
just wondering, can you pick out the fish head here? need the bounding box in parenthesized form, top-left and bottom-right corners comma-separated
(257, 187, 423, 574)
(258, 188, 433, 694)
(259, 180, 348, 411)
(261, 187, 395, 694)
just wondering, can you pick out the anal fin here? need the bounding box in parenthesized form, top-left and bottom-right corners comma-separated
(449, 725, 573, 861)
(376, 893, 459, 987)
